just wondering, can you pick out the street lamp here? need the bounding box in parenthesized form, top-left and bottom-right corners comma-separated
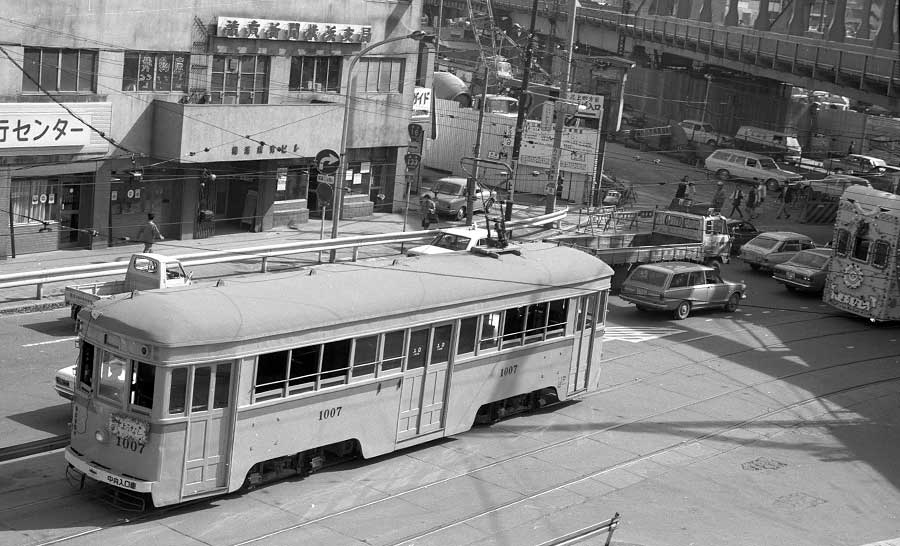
(330, 30, 433, 262)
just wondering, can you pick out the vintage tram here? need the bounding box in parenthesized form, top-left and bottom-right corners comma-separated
(64, 244, 613, 508)
(823, 185, 900, 321)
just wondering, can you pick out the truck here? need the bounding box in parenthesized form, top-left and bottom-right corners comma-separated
(543, 209, 732, 291)
(64, 253, 192, 319)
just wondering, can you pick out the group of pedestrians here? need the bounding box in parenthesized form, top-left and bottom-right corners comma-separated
(701, 178, 800, 221)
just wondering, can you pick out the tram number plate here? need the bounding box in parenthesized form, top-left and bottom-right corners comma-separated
(500, 364, 518, 377)
(115, 436, 146, 453)
(318, 406, 343, 420)
(107, 475, 137, 490)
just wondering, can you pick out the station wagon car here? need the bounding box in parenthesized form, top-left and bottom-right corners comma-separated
(739, 231, 816, 271)
(423, 177, 498, 221)
(772, 248, 833, 293)
(619, 262, 746, 320)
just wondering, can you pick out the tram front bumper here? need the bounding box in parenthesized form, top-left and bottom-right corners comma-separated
(65, 447, 153, 494)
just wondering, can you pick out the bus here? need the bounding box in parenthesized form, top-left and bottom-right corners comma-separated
(823, 185, 900, 321)
(64, 244, 613, 509)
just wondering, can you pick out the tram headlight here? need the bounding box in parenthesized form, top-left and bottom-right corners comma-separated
(95, 429, 107, 443)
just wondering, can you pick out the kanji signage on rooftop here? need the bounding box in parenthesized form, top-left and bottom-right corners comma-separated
(217, 16, 371, 42)
(0, 113, 91, 149)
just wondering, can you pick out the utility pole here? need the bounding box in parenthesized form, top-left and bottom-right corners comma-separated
(546, 0, 579, 214)
(508, 0, 540, 220)
(468, 65, 489, 226)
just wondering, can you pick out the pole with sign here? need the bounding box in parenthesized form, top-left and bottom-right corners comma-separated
(403, 123, 425, 234)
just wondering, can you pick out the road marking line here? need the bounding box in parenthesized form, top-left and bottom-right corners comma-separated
(604, 326, 683, 343)
(23, 337, 78, 347)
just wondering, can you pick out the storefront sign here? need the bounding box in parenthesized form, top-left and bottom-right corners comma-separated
(0, 113, 90, 149)
(217, 16, 371, 42)
(413, 87, 432, 115)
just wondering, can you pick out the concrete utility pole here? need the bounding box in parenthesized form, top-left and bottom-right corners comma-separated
(467, 66, 489, 226)
(547, 0, 580, 214)
(509, 0, 540, 218)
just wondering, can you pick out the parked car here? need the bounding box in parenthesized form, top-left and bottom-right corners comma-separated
(859, 165, 900, 194)
(406, 226, 497, 256)
(619, 261, 746, 320)
(738, 231, 816, 271)
(422, 177, 498, 221)
(704, 149, 804, 191)
(54, 364, 76, 400)
(602, 189, 621, 205)
(726, 219, 760, 255)
(771, 248, 833, 293)
(733, 126, 803, 163)
(799, 174, 871, 198)
(677, 120, 725, 146)
(822, 154, 887, 174)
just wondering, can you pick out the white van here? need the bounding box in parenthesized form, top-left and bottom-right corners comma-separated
(733, 126, 803, 163)
(704, 149, 804, 191)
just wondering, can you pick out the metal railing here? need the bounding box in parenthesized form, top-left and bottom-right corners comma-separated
(0, 209, 568, 300)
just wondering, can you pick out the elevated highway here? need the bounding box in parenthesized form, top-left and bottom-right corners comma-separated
(437, 0, 899, 111)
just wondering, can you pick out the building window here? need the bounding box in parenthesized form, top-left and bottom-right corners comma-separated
(122, 52, 189, 92)
(289, 56, 342, 92)
(22, 48, 97, 93)
(10, 178, 60, 225)
(210, 55, 269, 104)
(356, 58, 405, 93)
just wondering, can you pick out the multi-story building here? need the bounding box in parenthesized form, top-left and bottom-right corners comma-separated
(0, 1, 427, 257)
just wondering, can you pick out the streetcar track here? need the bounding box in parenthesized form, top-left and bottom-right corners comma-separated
(19, 318, 900, 545)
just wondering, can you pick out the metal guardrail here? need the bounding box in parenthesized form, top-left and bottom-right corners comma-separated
(0, 209, 568, 299)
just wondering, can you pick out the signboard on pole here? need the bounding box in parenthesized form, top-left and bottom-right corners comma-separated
(570, 92, 604, 119)
(315, 149, 340, 174)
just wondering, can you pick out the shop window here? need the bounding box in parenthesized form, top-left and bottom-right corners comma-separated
(289, 56, 342, 92)
(872, 240, 890, 268)
(275, 169, 309, 202)
(22, 48, 97, 93)
(10, 178, 60, 225)
(356, 58, 405, 93)
(210, 55, 269, 104)
(122, 52, 189, 92)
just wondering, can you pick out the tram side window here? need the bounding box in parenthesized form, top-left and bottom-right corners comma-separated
(289, 346, 319, 395)
(457, 316, 478, 358)
(408, 328, 429, 370)
(320, 339, 351, 387)
(213, 364, 231, 409)
(835, 229, 850, 255)
(852, 237, 871, 262)
(79, 341, 95, 388)
(192, 366, 211, 412)
(872, 240, 890, 268)
(169, 368, 187, 414)
(431, 324, 452, 364)
(480, 312, 502, 351)
(381, 330, 405, 373)
(576, 293, 599, 332)
(502, 306, 527, 348)
(525, 302, 548, 344)
(546, 298, 568, 338)
(256, 350, 289, 401)
(351, 335, 378, 380)
(130, 361, 155, 411)
(98, 350, 128, 404)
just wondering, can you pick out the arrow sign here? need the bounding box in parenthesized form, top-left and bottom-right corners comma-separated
(315, 148, 340, 175)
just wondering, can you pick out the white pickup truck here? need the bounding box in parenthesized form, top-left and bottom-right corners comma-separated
(64, 253, 192, 319)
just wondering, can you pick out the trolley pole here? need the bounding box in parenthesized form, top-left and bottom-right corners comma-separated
(508, 0, 540, 220)
(546, 0, 579, 214)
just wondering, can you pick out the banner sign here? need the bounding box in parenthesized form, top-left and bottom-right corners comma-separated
(217, 16, 371, 43)
(518, 120, 600, 175)
(0, 113, 91, 149)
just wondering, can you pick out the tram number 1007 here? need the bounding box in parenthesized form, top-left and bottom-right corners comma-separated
(318, 406, 343, 420)
(500, 364, 518, 377)
(115, 435, 146, 453)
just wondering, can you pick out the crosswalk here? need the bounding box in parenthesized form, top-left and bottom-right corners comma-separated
(603, 326, 684, 343)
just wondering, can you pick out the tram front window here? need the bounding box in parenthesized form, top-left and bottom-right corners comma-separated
(98, 350, 128, 403)
(130, 361, 155, 410)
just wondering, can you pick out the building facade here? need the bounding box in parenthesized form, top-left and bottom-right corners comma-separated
(0, 1, 425, 258)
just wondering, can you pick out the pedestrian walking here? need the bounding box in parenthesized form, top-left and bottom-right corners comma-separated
(421, 194, 438, 229)
(136, 213, 164, 252)
(729, 186, 745, 218)
(711, 181, 727, 212)
(685, 181, 697, 202)
(776, 184, 796, 219)
(745, 184, 759, 219)
(675, 176, 688, 200)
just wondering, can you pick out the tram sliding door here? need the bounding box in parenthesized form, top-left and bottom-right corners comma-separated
(182, 362, 234, 498)
(569, 293, 599, 395)
(397, 323, 453, 441)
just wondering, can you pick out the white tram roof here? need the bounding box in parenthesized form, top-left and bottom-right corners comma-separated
(85, 244, 612, 349)
(842, 184, 900, 210)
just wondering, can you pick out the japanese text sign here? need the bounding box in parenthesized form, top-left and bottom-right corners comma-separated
(0, 114, 90, 149)
(217, 16, 371, 43)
